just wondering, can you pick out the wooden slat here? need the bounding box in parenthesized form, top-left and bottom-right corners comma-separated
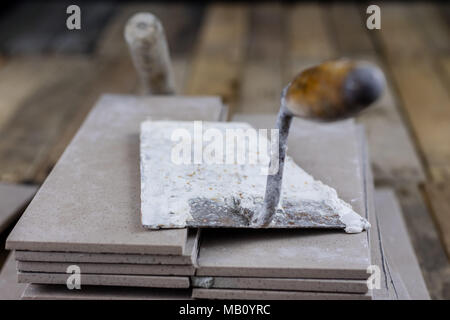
(287, 3, 336, 61)
(329, 3, 374, 55)
(395, 185, 450, 299)
(354, 56, 425, 184)
(389, 57, 450, 182)
(0, 2, 43, 54)
(236, 4, 284, 114)
(185, 4, 249, 114)
(5, 2, 69, 54)
(376, 3, 430, 61)
(0, 57, 97, 183)
(425, 183, 450, 259)
(375, 4, 450, 182)
(410, 3, 450, 54)
(0, 58, 68, 130)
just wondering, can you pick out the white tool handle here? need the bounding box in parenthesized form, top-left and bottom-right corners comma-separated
(125, 13, 176, 95)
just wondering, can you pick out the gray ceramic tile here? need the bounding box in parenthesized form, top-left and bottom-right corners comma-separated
(6, 95, 223, 254)
(375, 188, 430, 300)
(17, 261, 195, 276)
(22, 284, 192, 300)
(15, 229, 200, 265)
(0, 183, 37, 235)
(197, 116, 370, 279)
(18, 271, 189, 288)
(0, 253, 26, 300)
(191, 276, 368, 293)
(192, 288, 372, 300)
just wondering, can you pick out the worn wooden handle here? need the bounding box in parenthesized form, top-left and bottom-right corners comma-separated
(125, 13, 176, 95)
(284, 60, 385, 121)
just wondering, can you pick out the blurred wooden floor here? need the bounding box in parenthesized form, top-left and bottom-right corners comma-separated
(0, 2, 449, 299)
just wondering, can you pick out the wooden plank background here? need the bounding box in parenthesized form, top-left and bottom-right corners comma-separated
(0, 1, 449, 299)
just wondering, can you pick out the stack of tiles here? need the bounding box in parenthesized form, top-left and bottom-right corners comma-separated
(189, 115, 372, 300)
(5, 106, 428, 300)
(5, 94, 225, 296)
(187, 115, 427, 301)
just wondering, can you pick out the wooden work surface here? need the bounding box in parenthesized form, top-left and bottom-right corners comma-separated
(0, 2, 449, 299)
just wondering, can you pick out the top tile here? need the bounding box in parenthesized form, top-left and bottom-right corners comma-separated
(6, 94, 224, 254)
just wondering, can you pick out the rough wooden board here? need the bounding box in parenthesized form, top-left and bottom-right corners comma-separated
(351, 56, 425, 184)
(409, 3, 450, 54)
(396, 185, 450, 299)
(186, 56, 241, 107)
(424, 183, 450, 260)
(191, 276, 368, 293)
(0, 57, 71, 131)
(197, 117, 370, 280)
(375, 188, 430, 299)
(18, 272, 189, 289)
(0, 250, 7, 272)
(97, 3, 204, 58)
(377, 3, 430, 60)
(235, 61, 283, 114)
(0, 183, 37, 235)
(440, 56, 450, 91)
(6, 95, 223, 254)
(287, 3, 336, 60)
(15, 229, 200, 265)
(18, 261, 195, 276)
(192, 288, 371, 300)
(185, 4, 249, 115)
(247, 4, 285, 60)
(329, 3, 374, 55)
(235, 4, 284, 114)
(22, 284, 191, 300)
(357, 126, 396, 300)
(131, 3, 204, 58)
(387, 58, 450, 183)
(376, 4, 450, 181)
(0, 57, 97, 183)
(141, 120, 368, 231)
(0, 253, 26, 300)
(33, 57, 137, 183)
